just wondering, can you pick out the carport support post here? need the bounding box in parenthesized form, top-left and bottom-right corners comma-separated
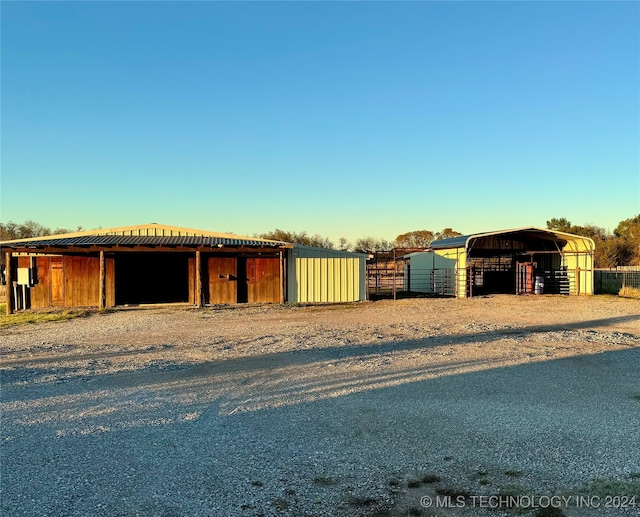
(195, 250, 202, 308)
(99, 250, 106, 310)
(5, 251, 13, 314)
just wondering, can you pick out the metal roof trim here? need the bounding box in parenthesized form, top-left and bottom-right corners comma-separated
(0, 223, 287, 246)
(0, 234, 288, 249)
(291, 244, 368, 258)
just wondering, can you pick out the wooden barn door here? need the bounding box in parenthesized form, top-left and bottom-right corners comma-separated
(207, 257, 238, 304)
(51, 257, 64, 306)
(246, 257, 280, 303)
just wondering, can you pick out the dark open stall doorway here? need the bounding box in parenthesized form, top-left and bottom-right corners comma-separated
(115, 252, 189, 305)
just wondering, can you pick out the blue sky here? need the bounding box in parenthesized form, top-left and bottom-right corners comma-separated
(2, 1, 638, 244)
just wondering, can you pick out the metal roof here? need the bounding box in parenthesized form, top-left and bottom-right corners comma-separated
(0, 234, 288, 249)
(429, 227, 595, 251)
(429, 235, 469, 250)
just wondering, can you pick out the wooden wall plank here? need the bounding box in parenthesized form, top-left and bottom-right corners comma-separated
(51, 257, 64, 306)
(106, 255, 115, 307)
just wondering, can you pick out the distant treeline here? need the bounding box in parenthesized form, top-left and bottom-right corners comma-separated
(0, 220, 85, 241)
(2, 215, 639, 267)
(545, 216, 640, 268)
(258, 228, 462, 253)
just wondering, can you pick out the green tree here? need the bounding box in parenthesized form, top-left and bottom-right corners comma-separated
(546, 217, 573, 233)
(614, 214, 640, 265)
(569, 224, 608, 240)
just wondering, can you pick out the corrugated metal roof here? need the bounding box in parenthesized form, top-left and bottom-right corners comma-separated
(0, 223, 288, 246)
(429, 227, 595, 251)
(429, 235, 469, 249)
(0, 234, 287, 249)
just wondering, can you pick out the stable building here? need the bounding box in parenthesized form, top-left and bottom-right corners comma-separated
(404, 227, 595, 298)
(1, 224, 366, 313)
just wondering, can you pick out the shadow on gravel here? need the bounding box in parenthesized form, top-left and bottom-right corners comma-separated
(2, 345, 639, 517)
(3, 313, 638, 370)
(0, 344, 175, 367)
(2, 314, 638, 412)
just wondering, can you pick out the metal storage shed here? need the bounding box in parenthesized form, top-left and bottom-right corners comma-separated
(404, 227, 594, 298)
(1, 224, 367, 313)
(287, 245, 367, 303)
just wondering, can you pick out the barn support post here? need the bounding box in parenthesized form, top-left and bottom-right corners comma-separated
(195, 250, 202, 308)
(5, 251, 13, 314)
(279, 250, 285, 304)
(99, 250, 106, 310)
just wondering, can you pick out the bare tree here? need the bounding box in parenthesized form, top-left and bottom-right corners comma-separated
(395, 230, 434, 248)
(259, 229, 334, 249)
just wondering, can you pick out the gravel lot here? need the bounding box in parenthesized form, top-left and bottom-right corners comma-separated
(1, 295, 639, 517)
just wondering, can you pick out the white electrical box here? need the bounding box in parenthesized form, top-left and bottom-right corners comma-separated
(17, 268, 36, 286)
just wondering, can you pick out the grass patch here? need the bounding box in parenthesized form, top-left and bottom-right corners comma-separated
(578, 477, 640, 497)
(632, 394, 640, 402)
(435, 487, 472, 499)
(314, 476, 337, 486)
(619, 286, 640, 299)
(347, 495, 378, 507)
(271, 498, 289, 510)
(0, 307, 92, 328)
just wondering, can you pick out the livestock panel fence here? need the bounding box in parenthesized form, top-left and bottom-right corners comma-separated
(594, 266, 640, 294)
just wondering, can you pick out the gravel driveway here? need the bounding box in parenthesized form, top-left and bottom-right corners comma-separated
(1, 295, 639, 516)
